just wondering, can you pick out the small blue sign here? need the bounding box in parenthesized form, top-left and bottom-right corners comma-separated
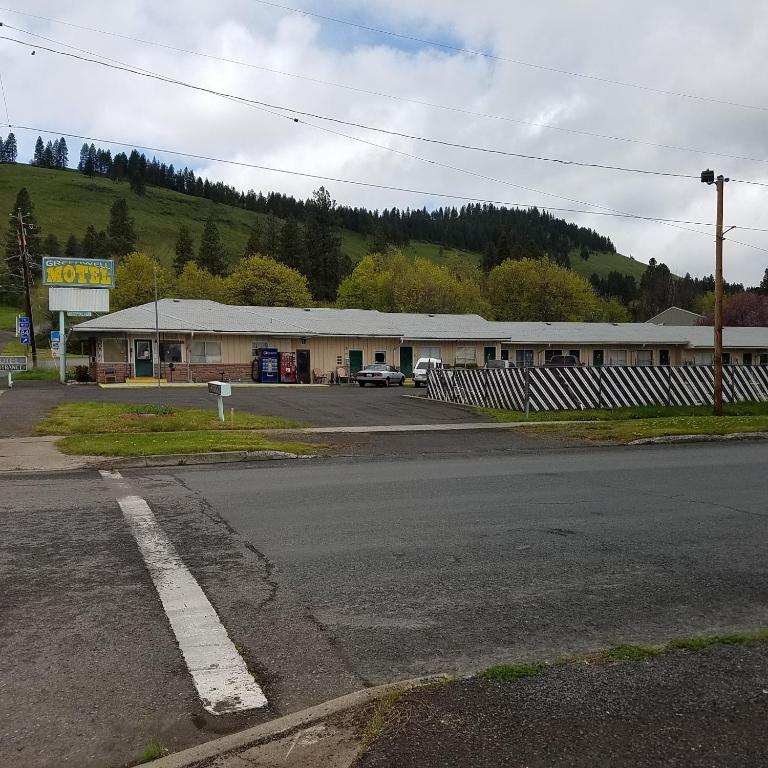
(50, 331, 60, 343)
(20, 330, 30, 345)
(19, 316, 30, 329)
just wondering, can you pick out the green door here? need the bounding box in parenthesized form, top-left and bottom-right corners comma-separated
(349, 350, 363, 376)
(399, 346, 414, 377)
(134, 339, 154, 377)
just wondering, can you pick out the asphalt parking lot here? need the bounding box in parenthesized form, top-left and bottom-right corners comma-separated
(0, 381, 483, 437)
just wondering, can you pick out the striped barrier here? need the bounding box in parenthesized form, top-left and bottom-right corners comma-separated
(427, 365, 768, 412)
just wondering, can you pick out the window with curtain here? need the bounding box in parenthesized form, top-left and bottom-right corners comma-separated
(102, 338, 127, 362)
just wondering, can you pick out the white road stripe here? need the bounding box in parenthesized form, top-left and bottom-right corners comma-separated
(99, 469, 267, 714)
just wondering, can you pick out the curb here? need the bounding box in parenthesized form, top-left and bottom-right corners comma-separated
(147, 675, 448, 768)
(102, 449, 308, 469)
(629, 431, 768, 446)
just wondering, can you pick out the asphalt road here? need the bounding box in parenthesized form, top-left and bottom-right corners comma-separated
(3, 442, 767, 767)
(0, 381, 484, 438)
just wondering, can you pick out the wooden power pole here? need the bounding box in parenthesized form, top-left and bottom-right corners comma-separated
(15, 209, 38, 368)
(701, 170, 729, 416)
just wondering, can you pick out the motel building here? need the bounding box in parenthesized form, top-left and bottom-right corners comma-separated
(71, 299, 768, 384)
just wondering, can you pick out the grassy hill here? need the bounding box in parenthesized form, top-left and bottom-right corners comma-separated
(0, 165, 647, 281)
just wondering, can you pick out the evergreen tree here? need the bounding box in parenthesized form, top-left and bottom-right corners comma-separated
(32, 136, 45, 166)
(197, 216, 227, 275)
(304, 187, 348, 300)
(759, 268, 768, 296)
(173, 225, 195, 275)
(0, 132, 16, 163)
(43, 140, 55, 168)
(65, 234, 81, 258)
(42, 234, 61, 256)
(638, 258, 674, 318)
(244, 222, 263, 257)
(56, 137, 69, 169)
(4, 188, 42, 285)
(277, 217, 306, 272)
(106, 198, 137, 257)
(82, 225, 109, 259)
(264, 215, 281, 258)
(78, 142, 89, 172)
(130, 170, 146, 195)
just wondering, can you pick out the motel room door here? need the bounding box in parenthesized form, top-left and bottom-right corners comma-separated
(134, 340, 154, 377)
(296, 349, 311, 383)
(349, 350, 363, 376)
(399, 346, 413, 377)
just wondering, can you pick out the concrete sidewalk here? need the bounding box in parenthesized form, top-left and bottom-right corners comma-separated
(0, 435, 94, 472)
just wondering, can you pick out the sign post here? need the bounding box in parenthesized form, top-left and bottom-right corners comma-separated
(208, 381, 232, 422)
(0, 355, 28, 388)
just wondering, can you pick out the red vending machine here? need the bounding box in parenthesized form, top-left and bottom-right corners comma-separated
(280, 352, 297, 384)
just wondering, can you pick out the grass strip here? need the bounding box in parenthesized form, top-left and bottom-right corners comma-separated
(37, 402, 303, 435)
(478, 402, 768, 423)
(56, 430, 317, 457)
(519, 415, 768, 442)
(477, 629, 768, 682)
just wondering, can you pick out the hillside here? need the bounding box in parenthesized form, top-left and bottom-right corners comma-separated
(0, 164, 646, 281)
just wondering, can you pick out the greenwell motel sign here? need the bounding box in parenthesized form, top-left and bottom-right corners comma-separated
(42, 257, 115, 289)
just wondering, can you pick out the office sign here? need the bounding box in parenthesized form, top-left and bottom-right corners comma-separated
(0, 356, 28, 372)
(42, 257, 115, 288)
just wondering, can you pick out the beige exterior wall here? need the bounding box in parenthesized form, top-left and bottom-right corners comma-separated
(95, 333, 765, 378)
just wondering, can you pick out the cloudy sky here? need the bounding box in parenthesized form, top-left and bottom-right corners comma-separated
(2, 0, 767, 283)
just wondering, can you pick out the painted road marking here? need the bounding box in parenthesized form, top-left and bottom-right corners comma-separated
(99, 469, 267, 714)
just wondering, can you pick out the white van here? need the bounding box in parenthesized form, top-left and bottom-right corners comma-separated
(413, 357, 443, 387)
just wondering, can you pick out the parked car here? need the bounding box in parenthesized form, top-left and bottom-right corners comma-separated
(485, 359, 516, 369)
(356, 364, 405, 387)
(413, 357, 443, 387)
(544, 354, 581, 367)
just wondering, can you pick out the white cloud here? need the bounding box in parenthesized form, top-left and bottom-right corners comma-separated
(2, 0, 767, 283)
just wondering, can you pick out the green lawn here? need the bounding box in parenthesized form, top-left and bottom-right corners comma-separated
(0, 304, 20, 331)
(57, 431, 316, 457)
(36, 402, 303, 435)
(479, 402, 768, 423)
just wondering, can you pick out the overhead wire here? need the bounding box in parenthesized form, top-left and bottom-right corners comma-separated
(2, 17, 768, 167)
(10, 123, 768, 254)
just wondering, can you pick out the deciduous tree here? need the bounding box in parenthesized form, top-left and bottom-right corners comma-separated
(225, 255, 312, 307)
(112, 252, 173, 310)
(175, 261, 227, 302)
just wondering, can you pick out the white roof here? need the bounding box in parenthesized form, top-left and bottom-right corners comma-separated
(72, 300, 768, 349)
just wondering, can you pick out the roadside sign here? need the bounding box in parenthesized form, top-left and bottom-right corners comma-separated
(50, 330, 61, 358)
(0, 356, 28, 372)
(42, 257, 115, 288)
(67, 311, 93, 318)
(50, 331, 60, 342)
(19, 329, 30, 345)
(18, 316, 30, 328)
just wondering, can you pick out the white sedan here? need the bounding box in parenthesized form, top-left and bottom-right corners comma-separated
(356, 364, 405, 387)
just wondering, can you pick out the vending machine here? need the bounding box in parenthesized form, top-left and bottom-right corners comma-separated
(280, 352, 297, 384)
(259, 348, 280, 384)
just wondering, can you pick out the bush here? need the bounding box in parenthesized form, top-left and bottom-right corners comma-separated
(74, 365, 92, 383)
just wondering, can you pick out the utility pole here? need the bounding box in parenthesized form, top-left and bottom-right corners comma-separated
(14, 209, 38, 368)
(700, 170, 729, 416)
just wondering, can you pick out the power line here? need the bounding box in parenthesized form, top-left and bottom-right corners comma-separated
(0, 68, 9, 125)
(3, 16, 768, 167)
(11, 123, 768, 252)
(6, 34, 768, 194)
(8, 35, 768, 252)
(249, 0, 768, 114)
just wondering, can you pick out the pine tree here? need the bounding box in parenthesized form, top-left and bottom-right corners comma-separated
(43, 140, 55, 168)
(304, 187, 348, 300)
(277, 217, 306, 273)
(5, 132, 17, 163)
(32, 136, 45, 166)
(82, 225, 109, 259)
(173, 225, 195, 275)
(130, 170, 146, 195)
(106, 198, 137, 258)
(56, 137, 69, 169)
(759, 268, 768, 296)
(264, 215, 281, 258)
(42, 234, 61, 256)
(65, 234, 81, 258)
(197, 216, 227, 275)
(78, 142, 89, 172)
(244, 222, 263, 257)
(0, 136, 5, 163)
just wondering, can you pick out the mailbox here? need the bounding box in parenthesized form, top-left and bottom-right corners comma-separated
(208, 381, 232, 397)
